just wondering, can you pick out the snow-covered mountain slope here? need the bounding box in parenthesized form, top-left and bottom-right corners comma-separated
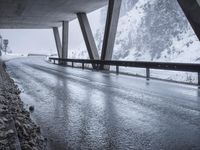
(70, 0, 200, 84)
(110, 0, 200, 62)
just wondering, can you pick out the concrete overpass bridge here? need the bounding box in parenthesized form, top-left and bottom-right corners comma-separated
(1, 0, 200, 150)
(0, 0, 200, 67)
(0, 0, 121, 66)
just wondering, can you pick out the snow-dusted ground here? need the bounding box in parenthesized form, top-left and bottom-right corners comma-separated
(0, 53, 26, 62)
(115, 67, 198, 84)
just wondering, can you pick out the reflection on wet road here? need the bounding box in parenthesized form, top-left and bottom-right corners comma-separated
(6, 57, 200, 150)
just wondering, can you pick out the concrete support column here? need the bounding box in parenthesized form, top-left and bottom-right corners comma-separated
(53, 27, 62, 58)
(62, 21, 69, 59)
(77, 13, 99, 61)
(178, 0, 200, 41)
(100, 0, 122, 69)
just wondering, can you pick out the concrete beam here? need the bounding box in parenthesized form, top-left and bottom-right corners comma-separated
(62, 21, 69, 59)
(100, 0, 122, 68)
(0, 0, 107, 28)
(53, 27, 62, 58)
(178, 0, 200, 41)
(77, 13, 99, 60)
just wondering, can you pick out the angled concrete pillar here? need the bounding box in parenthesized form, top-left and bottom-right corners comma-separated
(53, 27, 62, 58)
(100, 0, 122, 69)
(178, 0, 200, 41)
(77, 13, 99, 60)
(62, 21, 69, 59)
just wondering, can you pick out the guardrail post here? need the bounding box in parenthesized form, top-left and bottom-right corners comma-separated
(93, 63, 97, 70)
(62, 60, 66, 66)
(116, 65, 119, 75)
(97, 64, 100, 71)
(58, 60, 61, 65)
(72, 62, 74, 68)
(53, 60, 55, 64)
(198, 72, 200, 86)
(146, 68, 150, 80)
(82, 63, 84, 69)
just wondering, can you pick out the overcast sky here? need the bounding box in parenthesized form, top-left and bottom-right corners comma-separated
(0, 8, 103, 55)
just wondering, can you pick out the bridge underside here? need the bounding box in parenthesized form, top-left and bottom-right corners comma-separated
(0, 0, 122, 70)
(0, 0, 107, 29)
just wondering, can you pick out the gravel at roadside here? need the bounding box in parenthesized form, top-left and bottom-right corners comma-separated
(0, 61, 46, 150)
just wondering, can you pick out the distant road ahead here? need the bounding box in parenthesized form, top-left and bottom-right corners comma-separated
(6, 57, 200, 150)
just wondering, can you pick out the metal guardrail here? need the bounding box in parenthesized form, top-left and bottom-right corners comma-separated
(49, 57, 200, 85)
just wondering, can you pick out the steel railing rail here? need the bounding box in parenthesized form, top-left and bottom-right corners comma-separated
(49, 57, 200, 85)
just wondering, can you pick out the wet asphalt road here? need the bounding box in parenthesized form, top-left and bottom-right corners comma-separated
(6, 57, 200, 150)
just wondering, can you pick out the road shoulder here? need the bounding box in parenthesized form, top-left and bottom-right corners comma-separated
(0, 60, 46, 150)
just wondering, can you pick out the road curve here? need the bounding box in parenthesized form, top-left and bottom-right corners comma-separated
(6, 56, 200, 150)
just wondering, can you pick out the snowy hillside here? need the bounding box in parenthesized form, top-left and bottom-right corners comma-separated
(70, 0, 200, 84)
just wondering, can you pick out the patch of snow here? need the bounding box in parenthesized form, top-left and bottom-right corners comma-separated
(0, 53, 27, 62)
